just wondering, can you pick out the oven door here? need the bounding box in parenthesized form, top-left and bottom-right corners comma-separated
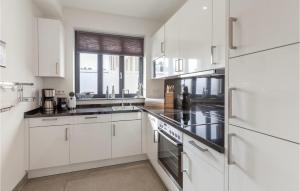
(158, 129, 183, 188)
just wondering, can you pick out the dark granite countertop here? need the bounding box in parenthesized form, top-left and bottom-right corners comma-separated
(24, 105, 224, 153)
(24, 107, 141, 118)
(140, 106, 225, 153)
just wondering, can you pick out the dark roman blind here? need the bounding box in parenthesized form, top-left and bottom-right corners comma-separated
(75, 31, 144, 56)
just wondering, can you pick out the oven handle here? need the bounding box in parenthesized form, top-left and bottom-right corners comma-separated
(157, 129, 181, 146)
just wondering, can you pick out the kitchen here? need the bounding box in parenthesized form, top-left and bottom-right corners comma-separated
(0, 0, 299, 191)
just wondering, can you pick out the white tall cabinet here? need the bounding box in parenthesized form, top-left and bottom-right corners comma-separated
(37, 18, 64, 77)
(227, 0, 300, 190)
(229, 0, 299, 57)
(228, 125, 300, 191)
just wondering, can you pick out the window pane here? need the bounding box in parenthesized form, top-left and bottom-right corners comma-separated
(124, 56, 140, 94)
(103, 55, 120, 94)
(79, 53, 98, 94)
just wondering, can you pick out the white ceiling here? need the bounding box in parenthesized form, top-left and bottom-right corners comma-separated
(60, 0, 187, 21)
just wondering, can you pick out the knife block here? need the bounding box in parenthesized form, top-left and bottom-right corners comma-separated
(165, 92, 174, 109)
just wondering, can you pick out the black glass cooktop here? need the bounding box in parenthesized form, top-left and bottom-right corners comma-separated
(158, 105, 225, 150)
(160, 105, 224, 127)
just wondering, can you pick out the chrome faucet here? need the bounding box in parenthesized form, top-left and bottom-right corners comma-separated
(121, 89, 129, 107)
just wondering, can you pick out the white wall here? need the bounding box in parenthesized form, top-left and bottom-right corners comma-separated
(0, 0, 43, 190)
(42, 8, 165, 99)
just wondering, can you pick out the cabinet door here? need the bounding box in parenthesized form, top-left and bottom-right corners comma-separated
(146, 114, 158, 165)
(183, 140, 224, 191)
(29, 125, 69, 170)
(112, 120, 142, 158)
(228, 125, 300, 191)
(179, 0, 213, 73)
(38, 18, 64, 77)
(70, 122, 111, 164)
(212, 0, 225, 68)
(229, 44, 299, 143)
(152, 26, 165, 60)
(165, 13, 180, 76)
(229, 0, 299, 57)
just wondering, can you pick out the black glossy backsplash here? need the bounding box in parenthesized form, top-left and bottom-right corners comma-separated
(165, 75, 225, 109)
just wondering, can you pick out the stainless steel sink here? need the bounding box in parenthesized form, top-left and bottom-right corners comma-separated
(111, 106, 140, 111)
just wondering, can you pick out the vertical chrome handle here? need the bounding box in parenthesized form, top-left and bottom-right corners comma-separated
(160, 42, 164, 54)
(228, 87, 237, 119)
(153, 130, 158, 143)
(56, 62, 59, 74)
(179, 59, 184, 72)
(228, 133, 236, 165)
(65, 128, 68, 141)
(175, 59, 178, 72)
(112, 124, 116, 136)
(181, 152, 190, 177)
(229, 17, 237, 49)
(211, 46, 217, 65)
(119, 72, 123, 79)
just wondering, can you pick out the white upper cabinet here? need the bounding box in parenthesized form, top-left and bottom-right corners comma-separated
(229, 44, 299, 143)
(229, 0, 300, 57)
(153, 0, 225, 78)
(112, 120, 142, 158)
(228, 125, 300, 191)
(212, 0, 226, 68)
(37, 18, 64, 77)
(179, 0, 213, 74)
(70, 122, 112, 164)
(152, 25, 165, 60)
(165, 12, 181, 76)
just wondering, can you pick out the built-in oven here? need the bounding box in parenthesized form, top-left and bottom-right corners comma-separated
(157, 121, 183, 189)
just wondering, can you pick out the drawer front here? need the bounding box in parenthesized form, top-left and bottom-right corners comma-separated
(75, 114, 112, 124)
(112, 112, 141, 121)
(183, 134, 225, 172)
(29, 117, 74, 127)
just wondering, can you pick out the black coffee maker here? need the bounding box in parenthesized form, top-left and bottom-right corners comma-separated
(57, 97, 68, 111)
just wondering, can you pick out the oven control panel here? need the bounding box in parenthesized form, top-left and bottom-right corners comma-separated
(158, 121, 183, 143)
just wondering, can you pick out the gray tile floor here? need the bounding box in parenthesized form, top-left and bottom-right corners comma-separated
(21, 161, 167, 191)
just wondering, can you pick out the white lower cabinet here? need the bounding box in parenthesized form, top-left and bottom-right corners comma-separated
(112, 120, 142, 158)
(29, 125, 70, 170)
(228, 125, 300, 191)
(182, 135, 224, 191)
(70, 122, 112, 164)
(28, 113, 143, 171)
(146, 114, 158, 166)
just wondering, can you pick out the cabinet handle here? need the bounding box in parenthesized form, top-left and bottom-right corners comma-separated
(112, 124, 116, 136)
(181, 152, 190, 177)
(160, 42, 164, 54)
(42, 118, 58, 121)
(178, 59, 183, 72)
(175, 59, 178, 72)
(56, 62, 59, 74)
(228, 87, 237, 119)
(228, 133, 236, 165)
(211, 46, 217, 65)
(229, 17, 237, 49)
(188, 140, 208, 152)
(84, 116, 97, 119)
(153, 130, 158, 143)
(65, 128, 68, 141)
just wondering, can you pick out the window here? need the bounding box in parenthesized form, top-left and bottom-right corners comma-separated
(75, 31, 144, 98)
